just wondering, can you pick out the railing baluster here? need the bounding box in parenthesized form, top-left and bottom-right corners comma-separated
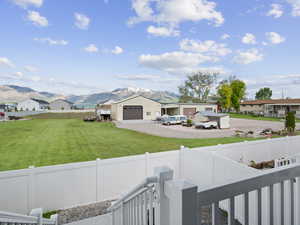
(143, 191, 147, 225)
(244, 192, 249, 225)
(291, 179, 295, 225)
(149, 189, 153, 225)
(212, 202, 219, 225)
(228, 197, 235, 225)
(269, 184, 274, 225)
(134, 197, 137, 225)
(281, 181, 285, 225)
(257, 189, 262, 225)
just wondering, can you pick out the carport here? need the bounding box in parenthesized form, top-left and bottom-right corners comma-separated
(194, 112, 230, 129)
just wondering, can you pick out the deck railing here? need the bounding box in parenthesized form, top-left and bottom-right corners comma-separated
(108, 167, 174, 225)
(0, 208, 57, 225)
(197, 164, 300, 225)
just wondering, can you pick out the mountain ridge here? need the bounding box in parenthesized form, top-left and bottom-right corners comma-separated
(0, 85, 179, 104)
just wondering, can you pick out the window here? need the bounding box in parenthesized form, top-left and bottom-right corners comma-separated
(205, 107, 213, 111)
(146, 112, 151, 116)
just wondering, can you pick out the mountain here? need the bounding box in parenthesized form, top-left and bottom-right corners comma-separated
(67, 87, 179, 105)
(0, 85, 179, 104)
(0, 85, 63, 103)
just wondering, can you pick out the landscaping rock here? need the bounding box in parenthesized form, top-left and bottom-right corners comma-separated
(57, 201, 112, 225)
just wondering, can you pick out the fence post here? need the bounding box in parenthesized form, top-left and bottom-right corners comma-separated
(30, 208, 43, 225)
(179, 146, 186, 179)
(96, 158, 102, 201)
(145, 152, 150, 176)
(28, 165, 35, 212)
(154, 167, 174, 225)
(165, 179, 198, 225)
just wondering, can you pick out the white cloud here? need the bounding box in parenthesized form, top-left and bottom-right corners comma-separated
(13, 72, 24, 78)
(179, 39, 232, 56)
(267, 4, 283, 18)
(147, 25, 180, 37)
(74, 13, 90, 29)
(286, 0, 300, 16)
(221, 34, 230, 40)
(24, 65, 38, 72)
(128, 0, 224, 27)
(84, 44, 99, 53)
(11, 0, 43, 8)
(30, 75, 41, 82)
(0, 57, 14, 67)
(265, 32, 285, 44)
(242, 33, 256, 45)
(139, 51, 219, 75)
(34, 38, 68, 45)
(112, 46, 124, 55)
(233, 49, 263, 64)
(27, 11, 48, 27)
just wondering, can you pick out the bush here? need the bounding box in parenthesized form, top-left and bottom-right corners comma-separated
(187, 119, 193, 126)
(285, 112, 296, 133)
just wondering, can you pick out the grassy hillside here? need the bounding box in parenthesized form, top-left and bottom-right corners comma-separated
(0, 118, 260, 171)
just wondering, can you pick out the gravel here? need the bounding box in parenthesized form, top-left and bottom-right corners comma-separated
(57, 201, 112, 225)
(116, 118, 300, 139)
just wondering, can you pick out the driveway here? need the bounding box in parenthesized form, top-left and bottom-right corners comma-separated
(115, 118, 300, 139)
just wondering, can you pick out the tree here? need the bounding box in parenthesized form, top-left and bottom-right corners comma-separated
(217, 83, 232, 111)
(178, 71, 218, 102)
(285, 112, 296, 133)
(255, 87, 272, 100)
(230, 80, 246, 112)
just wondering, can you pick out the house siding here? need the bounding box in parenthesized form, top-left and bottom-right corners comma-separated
(50, 100, 72, 110)
(17, 99, 47, 111)
(112, 96, 161, 121)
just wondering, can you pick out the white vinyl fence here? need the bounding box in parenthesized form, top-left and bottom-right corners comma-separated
(1, 136, 300, 223)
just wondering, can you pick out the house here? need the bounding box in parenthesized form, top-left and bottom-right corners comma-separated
(111, 95, 161, 121)
(49, 99, 73, 110)
(161, 102, 218, 117)
(17, 98, 49, 111)
(240, 99, 300, 118)
(0, 104, 8, 112)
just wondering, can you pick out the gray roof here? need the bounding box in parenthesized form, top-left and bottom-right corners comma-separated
(31, 98, 49, 105)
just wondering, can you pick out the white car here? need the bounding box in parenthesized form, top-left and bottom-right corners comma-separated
(162, 115, 187, 125)
(195, 121, 218, 129)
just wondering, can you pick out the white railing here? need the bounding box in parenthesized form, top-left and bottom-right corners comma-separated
(108, 167, 173, 225)
(197, 164, 300, 225)
(275, 154, 300, 168)
(0, 208, 57, 225)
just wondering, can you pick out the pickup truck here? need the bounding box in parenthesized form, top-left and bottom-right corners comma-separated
(195, 121, 218, 129)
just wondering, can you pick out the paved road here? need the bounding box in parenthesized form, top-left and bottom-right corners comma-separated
(115, 118, 300, 139)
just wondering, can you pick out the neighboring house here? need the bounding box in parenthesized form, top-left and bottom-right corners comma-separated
(161, 103, 218, 117)
(111, 95, 161, 121)
(17, 98, 49, 111)
(240, 99, 300, 118)
(49, 99, 73, 110)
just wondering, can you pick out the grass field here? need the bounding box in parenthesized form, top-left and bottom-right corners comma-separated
(230, 113, 300, 122)
(0, 114, 263, 171)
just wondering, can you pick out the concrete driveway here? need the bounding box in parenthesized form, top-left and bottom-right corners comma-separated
(115, 118, 300, 139)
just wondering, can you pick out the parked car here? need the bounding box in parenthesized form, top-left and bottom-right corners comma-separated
(195, 121, 218, 129)
(162, 115, 187, 125)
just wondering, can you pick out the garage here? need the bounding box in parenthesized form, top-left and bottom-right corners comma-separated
(123, 106, 143, 120)
(183, 108, 196, 117)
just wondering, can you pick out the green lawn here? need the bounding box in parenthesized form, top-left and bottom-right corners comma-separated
(229, 113, 300, 122)
(0, 117, 262, 171)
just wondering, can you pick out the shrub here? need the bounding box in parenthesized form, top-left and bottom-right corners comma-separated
(285, 112, 296, 134)
(187, 119, 193, 126)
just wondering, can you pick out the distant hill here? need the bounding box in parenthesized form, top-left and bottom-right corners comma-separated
(0, 85, 63, 103)
(0, 85, 179, 104)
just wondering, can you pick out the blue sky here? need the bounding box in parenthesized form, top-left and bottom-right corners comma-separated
(0, 0, 300, 98)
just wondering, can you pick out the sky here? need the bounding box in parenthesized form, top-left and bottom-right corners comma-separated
(0, 0, 300, 98)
